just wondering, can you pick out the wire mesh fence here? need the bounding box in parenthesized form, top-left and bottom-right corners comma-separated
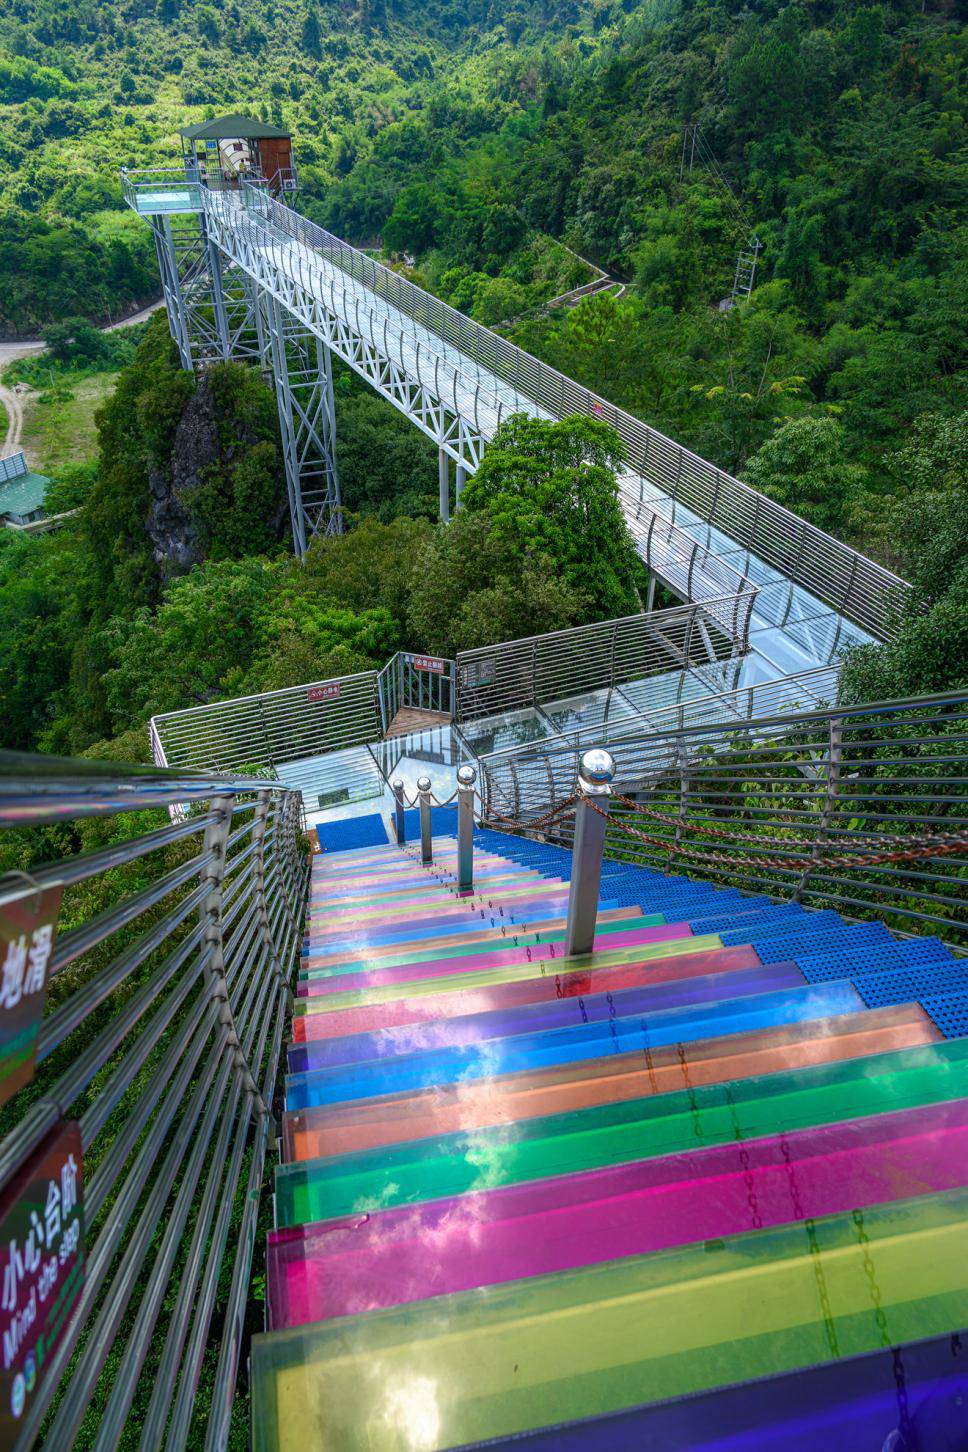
(455, 597, 750, 722)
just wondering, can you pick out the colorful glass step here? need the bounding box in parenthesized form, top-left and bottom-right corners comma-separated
(309, 868, 549, 913)
(284, 981, 865, 1108)
(287, 962, 806, 1072)
(282, 1004, 941, 1162)
(456, 1331, 968, 1450)
(303, 891, 616, 954)
(274, 1037, 968, 1226)
(307, 880, 570, 929)
(300, 907, 656, 974)
(297, 920, 694, 997)
(251, 1187, 968, 1451)
(293, 933, 728, 1017)
(292, 944, 763, 1043)
(266, 1097, 968, 1328)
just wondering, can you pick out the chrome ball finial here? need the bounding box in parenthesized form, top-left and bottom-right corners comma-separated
(578, 748, 616, 794)
(391, 780, 404, 793)
(416, 776, 432, 794)
(456, 765, 477, 787)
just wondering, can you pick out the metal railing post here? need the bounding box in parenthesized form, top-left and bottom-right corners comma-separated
(564, 749, 615, 958)
(457, 765, 476, 891)
(199, 793, 271, 1119)
(392, 779, 406, 845)
(417, 775, 433, 863)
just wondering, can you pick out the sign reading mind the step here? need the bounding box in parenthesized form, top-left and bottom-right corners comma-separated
(0, 1120, 84, 1448)
(307, 683, 341, 703)
(0, 887, 62, 1109)
(408, 655, 446, 674)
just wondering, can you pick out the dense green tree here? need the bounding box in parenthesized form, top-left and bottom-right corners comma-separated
(840, 412, 968, 700)
(743, 417, 868, 536)
(462, 413, 641, 620)
(407, 511, 589, 656)
(332, 383, 438, 520)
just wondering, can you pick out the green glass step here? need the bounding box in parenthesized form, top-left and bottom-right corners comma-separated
(274, 1039, 968, 1226)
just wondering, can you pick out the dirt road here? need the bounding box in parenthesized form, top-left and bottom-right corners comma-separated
(0, 340, 43, 458)
(0, 301, 163, 460)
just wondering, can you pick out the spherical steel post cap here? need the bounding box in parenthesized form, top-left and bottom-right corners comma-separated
(416, 776, 432, 794)
(456, 765, 477, 788)
(578, 748, 615, 795)
(392, 780, 404, 793)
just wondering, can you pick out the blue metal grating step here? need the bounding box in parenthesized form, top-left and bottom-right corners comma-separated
(797, 937, 956, 983)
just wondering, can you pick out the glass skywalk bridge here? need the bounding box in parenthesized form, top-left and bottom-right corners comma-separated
(123, 163, 906, 701)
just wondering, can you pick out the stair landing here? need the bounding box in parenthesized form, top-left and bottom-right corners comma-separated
(384, 706, 452, 739)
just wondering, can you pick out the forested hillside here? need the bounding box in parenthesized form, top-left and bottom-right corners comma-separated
(0, 0, 965, 762)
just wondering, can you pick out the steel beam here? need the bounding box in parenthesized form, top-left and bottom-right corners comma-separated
(438, 447, 450, 523)
(264, 293, 342, 553)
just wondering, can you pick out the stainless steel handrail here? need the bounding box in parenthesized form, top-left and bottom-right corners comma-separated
(0, 753, 309, 1448)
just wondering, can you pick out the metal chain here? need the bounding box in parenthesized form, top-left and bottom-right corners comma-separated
(609, 789, 960, 855)
(587, 796, 968, 873)
(486, 795, 578, 832)
(778, 1138, 841, 1358)
(722, 1084, 762, 1228)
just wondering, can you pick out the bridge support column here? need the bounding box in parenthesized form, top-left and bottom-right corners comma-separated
(265, 293, 342, 555)
(151, 212, 252, 369)
(438, 449, 451, 523)
(150, 216, 195, 370)
(204, 229, 232, 361)
(248, 277, 270, 373)
(455, 463, 467, 509)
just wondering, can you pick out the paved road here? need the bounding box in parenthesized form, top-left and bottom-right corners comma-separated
(0, 301, 163, 459)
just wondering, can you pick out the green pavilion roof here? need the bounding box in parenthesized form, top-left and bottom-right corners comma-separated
(179, 114, 290, 142)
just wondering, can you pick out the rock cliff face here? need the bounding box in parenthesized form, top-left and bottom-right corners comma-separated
(145, 369, 287, 578)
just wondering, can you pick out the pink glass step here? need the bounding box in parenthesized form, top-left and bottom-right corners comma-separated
(266, 1097, 968, 1328)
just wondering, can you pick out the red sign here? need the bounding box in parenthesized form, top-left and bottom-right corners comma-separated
(0, 1120, 84, 1448)
(409, 655, 445, 674)
(307, 683, 341, 703)
(0, 888, 62, 1109)
(591, 399, 604, 418)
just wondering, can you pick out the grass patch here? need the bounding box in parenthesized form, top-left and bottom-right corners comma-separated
(20, 370, 117, 474)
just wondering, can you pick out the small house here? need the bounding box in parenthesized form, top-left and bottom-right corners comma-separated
(0, 451, 50, 528)
(179, 115, 297, 195)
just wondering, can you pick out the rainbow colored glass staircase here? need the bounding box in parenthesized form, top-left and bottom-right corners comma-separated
(252, 830, 968, 1450)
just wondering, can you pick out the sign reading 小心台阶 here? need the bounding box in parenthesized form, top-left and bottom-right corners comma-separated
(408, 655, 445, 675)
(0, 1120, 84, 1447)
(307, 683, 341, 703)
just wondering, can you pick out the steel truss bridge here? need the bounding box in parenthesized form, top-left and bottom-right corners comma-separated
(122, 168, 906, 696)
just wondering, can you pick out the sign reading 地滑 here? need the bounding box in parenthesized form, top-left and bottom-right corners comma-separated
(0, 1120, 84, 1448)
(0, 888, 62, 1109)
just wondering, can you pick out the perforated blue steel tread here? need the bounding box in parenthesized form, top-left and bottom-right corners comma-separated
(851, 965, 968, 1009)
(798, 938, 956, 983)
(918, 990, 968, 1039)
(315, 813, 389, 853)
